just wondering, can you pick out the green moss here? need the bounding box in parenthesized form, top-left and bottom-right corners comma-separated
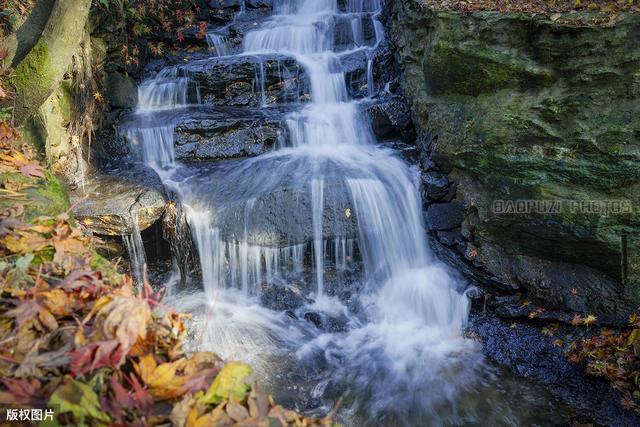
(424, 38, 552, 97)
(10, 41, 55, 97)
(58, 81, 74, 125)
(22, 171, 70, 220)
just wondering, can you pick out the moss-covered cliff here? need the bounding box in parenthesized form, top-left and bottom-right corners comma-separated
(392, 1, 640, 323)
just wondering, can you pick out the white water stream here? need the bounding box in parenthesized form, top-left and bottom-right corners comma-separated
(122, 0, 485, 424)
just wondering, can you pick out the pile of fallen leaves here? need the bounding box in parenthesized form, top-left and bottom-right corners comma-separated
(421, 0, 640, 16)
(0, 0, 34, 37)
(567, 314, 640, 413)
(0, 130, 335, 425)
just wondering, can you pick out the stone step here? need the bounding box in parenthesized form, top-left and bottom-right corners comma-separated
(179, 54, 310, 107)
(71, 165, 167, 236)
(173, 105, 290, 160)
(176, 156, 360, 246)
(116, 105, 292, 161)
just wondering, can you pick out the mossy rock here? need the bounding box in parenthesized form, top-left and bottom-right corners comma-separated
(393, 1, 640, 322)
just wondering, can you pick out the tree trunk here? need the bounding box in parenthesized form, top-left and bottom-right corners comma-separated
(5, 0, 92, 125)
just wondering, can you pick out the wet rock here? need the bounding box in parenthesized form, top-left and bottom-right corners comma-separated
(435, 228, 463, 247)
(365, 95, 414, 141)
(468, 313, 640, 426)
(478, 244, 635, 325)
(208, 0, 272, 10)
(72, 168, 167, 236)
(180, 158, 360, 246)
(333, 14, 377, 51)
(260, 282, 309, 311)
(378, 141, 419, 164)
(173, 106, 285, 160)
(425, 201, 464, 231)
(181, 55, 309, 107)
(303, 312, 322, 328)
(302, 310, 350, 333)
(464, 286, 486, 302)
(115, 106, 287, 161)
(104, 72, 138, 109)
(421, 171, 450, 202)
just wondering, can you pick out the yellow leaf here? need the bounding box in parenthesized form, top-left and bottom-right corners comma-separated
(200, 362, 253, 405)
(345, 208, 351, 219)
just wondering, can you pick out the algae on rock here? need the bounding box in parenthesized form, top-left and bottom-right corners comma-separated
(392, 1, 640, 322)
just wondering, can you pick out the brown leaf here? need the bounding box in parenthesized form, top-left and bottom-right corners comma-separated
(97, 296, 152, 354)
(226, 399, 249, 422)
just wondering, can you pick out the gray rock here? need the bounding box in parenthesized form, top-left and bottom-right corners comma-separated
(421, 171, 450, 202)
(436, 228, 463, 247)
(180, 55, 309, 107)
(105, 72, 138, 108)
(426, 201, 464, 231)
(365, 95, 414, 141)
(180, 157, 360, 246)
(174, 106, 284, 160)
(71, 169, 166, 236)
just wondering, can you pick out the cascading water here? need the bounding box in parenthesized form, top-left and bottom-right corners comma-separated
(121, 0, 490, 424)
(122, 212, 146, 287)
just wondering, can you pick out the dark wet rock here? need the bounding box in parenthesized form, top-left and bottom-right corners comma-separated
(162, 201, 201, 287)
(181, 55, 309, 107)
(303, 311, 322, 328)
(173, 106, 286, 160)
(378, 141, 419, 164)
(421, 171, 450, 202)
(104, 72, 138, 109)
(333, 14, 377, 51)
(114, 106, 288, 161)
(425, 201, 464, 231)
(260, 282, 309, 311)
(364, 95, 414, 141)
(302, 310, 349, 333)
(225, 9, 275, 41)
(464, 286, 486, 302)
(208, 0, 272, 10)
(71, 167, 167, 236)
(467, 313, 640, 426)
(431, 238, 522, 293)
(179, 158, 360, 246)
(479, 243, 634, 325)
(435, 228, 463, 247)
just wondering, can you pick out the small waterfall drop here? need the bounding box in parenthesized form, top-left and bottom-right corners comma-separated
(122, 212, 146, 287)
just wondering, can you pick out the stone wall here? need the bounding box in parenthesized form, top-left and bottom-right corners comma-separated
(391, 1, 640, 323)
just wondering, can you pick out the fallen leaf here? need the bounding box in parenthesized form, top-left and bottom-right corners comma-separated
(200, 362, 253, 405)
(49, 379, 111, 425)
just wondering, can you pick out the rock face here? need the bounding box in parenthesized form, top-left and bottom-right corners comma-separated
(174, 106, 283, 160)
(72, 168, 167, 236)
(105, 72, 138, 109)
(392, 1, 640, 323)
(182, 55, 309, 107)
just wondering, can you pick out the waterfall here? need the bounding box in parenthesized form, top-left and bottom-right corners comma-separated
(137, 68, 190, 112)
(122, 212, 146, 287)
(311, 178, 325, 295)
(122, 0, 481, 422)
(206, 33, 229, 57)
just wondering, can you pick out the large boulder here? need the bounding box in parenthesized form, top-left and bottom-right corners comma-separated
(72, 168, 167, 236)
(392, 2, 640, 322)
